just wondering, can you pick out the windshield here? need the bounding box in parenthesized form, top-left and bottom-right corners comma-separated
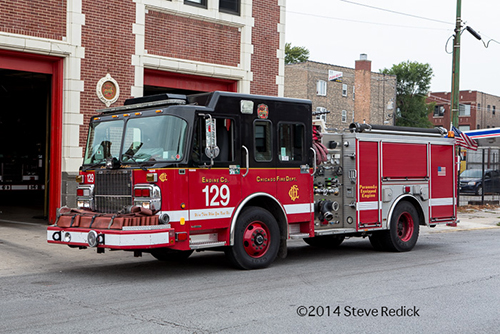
(84, 120, 124, 164)
(83, 115, 188, 165)
(121, 115, 188, 162)
(460, 169, 483, 178)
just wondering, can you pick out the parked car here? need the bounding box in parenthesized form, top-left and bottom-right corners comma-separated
(459, 169, 500, 195)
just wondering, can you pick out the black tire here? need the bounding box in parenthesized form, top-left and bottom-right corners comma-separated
(370, 201, 419, 252)
(225, 207, 280, 270)
(150, 249, 194, 262)
(368, 232, 387, 251)
(304, 235, 345, 248)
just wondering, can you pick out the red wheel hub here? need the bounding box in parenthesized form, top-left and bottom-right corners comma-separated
(242, 221, 270, 258)
(397, 212, 414, 242)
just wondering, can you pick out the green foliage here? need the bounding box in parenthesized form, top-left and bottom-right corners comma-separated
(381, 61, 434, 128)
(285, 43, 310, 64)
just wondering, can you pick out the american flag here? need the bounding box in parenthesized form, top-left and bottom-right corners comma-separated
(452, 126, 478, 151)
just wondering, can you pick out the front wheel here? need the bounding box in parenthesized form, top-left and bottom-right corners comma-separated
(225, 207, 280, 270)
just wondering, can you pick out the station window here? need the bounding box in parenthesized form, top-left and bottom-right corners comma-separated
(219, 0, 240, 15)
(278, 123, 304, 162)
(254, 120, 272, 162)
(342, 84, 348, 97)
(184, 0, 207, 8)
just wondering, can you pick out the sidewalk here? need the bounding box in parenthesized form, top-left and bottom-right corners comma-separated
(426, 205, 500, 233)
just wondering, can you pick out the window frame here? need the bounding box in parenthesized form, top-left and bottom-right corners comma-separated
(277, 122, 306, 164)
(253, 119, 273, 162)
(219, 0, 240, 15)
(342, 84, 348, 97)
(316, 80, 327, 96)
(184, 0, 207, 9)
(341, 110, 347, 123)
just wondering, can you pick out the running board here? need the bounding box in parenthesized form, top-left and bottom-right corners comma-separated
(289, 233, 310, 239)
(315, 228, 357, 236)
(190, 241, 226, 250)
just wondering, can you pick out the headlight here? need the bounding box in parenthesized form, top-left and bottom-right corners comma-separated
(468, 181, 477, 186)
(88, 230, 98, 247)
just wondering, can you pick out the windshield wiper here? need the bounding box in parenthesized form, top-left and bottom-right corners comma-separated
(82, 161, 105, 171)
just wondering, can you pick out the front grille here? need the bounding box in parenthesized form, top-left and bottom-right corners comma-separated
(94, 170, 133, 213)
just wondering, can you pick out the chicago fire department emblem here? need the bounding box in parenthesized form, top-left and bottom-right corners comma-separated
(257, 104, 269, 119)
(288, 185, 299, 201)
(159, 173, 168, 182)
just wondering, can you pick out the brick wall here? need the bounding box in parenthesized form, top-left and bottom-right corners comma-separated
(0, 0, 66, 40)
(370, 73, 396, 126)
(354, 59, 371, 123)
(79, 0, 136, 148)
(250, 0, 280, 96)
(145, 10, 240, 67)
(285, 60, 396, 129)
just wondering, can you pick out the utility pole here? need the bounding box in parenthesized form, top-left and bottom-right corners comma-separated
(450, 0, 462, 128)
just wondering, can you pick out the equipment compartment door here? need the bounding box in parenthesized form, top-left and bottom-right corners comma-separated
(357, 141, 380, 229)
(430, 144, 455, 220)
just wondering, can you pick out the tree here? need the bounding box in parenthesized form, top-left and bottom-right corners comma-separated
(285, 43, 310, 64)
(381, 61, 434, 128)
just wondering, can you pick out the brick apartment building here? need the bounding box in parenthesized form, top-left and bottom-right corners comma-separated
(284, 54, 397, 131)
(427, 91, 500, 131)
(0, 0, 285, 222)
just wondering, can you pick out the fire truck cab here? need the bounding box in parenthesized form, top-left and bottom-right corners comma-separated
(47, 92, 457, 269)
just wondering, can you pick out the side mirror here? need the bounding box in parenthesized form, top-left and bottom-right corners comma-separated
(205, 117, 220, 159)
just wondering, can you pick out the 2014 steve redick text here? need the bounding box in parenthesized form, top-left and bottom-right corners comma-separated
(296, 305, 420, 317)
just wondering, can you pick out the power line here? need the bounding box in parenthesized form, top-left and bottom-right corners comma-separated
(339, 0, 454, 26)
(287, 11, 452, 31)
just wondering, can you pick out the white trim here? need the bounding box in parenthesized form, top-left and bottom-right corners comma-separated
(106, 232, 170, 247)
(190, 207, 235, 220)
(357, 201, 379, 210)
(158, 210, 188, 223)
(430, 197, 454, 206)
(284, 203, 313, 214)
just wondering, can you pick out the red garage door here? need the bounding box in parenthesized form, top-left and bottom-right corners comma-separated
(0, 50, 63, 223)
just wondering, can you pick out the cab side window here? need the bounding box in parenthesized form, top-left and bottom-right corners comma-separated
(192, 118, 234, 163)
(278, 123, 304, 162)
(254, 120, 272, 162)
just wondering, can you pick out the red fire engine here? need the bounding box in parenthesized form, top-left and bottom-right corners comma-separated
(47, 92, 457, 269)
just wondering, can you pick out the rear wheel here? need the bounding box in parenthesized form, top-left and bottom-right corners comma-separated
(304, 235, 345, 248)
(150, 249, 194, 262)
(370, 201, 419, 252)
(225, 207, 280, 270)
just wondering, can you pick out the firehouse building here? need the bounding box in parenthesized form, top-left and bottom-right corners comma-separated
(0, 0, 285, 222)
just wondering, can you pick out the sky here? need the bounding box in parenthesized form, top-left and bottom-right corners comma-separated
(285, 0, 500, 96)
